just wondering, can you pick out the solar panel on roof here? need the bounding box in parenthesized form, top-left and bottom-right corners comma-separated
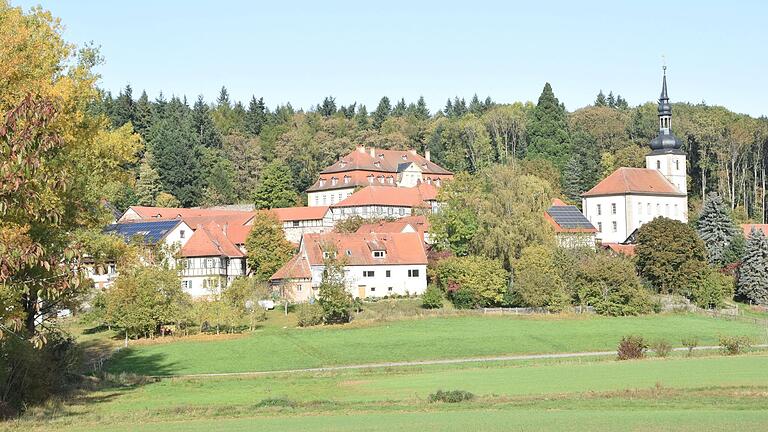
(546, 205, 595, 229)
(102, 220, 180, 244)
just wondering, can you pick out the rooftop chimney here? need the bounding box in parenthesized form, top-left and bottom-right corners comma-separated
(425, 149, 431, 162)
(357, 145, 366, 154)
(369, 147, 376, 157)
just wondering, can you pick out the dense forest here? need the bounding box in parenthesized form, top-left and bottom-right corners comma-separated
(97, 83, 768, 222)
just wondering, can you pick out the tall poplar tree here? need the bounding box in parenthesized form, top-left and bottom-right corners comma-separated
(527, 83, 571, 168)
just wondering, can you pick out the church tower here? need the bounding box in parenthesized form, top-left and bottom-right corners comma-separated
(645, 67, 687, 194)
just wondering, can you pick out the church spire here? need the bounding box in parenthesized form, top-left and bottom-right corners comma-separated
(649, 66, 681, 153)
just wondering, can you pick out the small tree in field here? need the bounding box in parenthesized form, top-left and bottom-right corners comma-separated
(246, 211, 295, 281)
(318, 248, 352, 324)
(737, 227, 768, 305)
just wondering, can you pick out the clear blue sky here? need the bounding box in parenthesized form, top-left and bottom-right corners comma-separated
(13, 0, 768, 116)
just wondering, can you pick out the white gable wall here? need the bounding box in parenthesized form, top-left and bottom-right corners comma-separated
(583, 193, 688, 244)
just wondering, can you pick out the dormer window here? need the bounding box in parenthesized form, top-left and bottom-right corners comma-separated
(344, 175, 351, 184)
(374, 161, 381, 168)
(426, 178, 432, 184)
(435, 179, 441, 187)
(378, 176, 384, 184)
(346, 250, 352, 256)
(372, 250, 386, 258)
(368, 175, 374, 183)
(319, 179, 326, 187)
(331, 177, 338, 186)
(387, 176, 394, 184)
(401, 154, 407, 160)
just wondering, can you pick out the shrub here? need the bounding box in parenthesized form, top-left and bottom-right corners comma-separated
(296, 302, 324, 327)
(434, 256, 508, 307)
(681, 336, 699, 356)
(650, 339, 672, 358)
(719, 335, 751, 355)
(690, 268, 734, 309)
(449, 287, 482, 309)
(428, 390, 474, 403)
(421, 285, 444, 309)
(617, 335, 647, 360)
(576, 253, 653, 316)
(255, 398, 297, 408)
(513, 245, 566, 309)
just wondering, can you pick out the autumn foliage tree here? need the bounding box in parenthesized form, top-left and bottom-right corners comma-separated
(245, 211, 295, 280)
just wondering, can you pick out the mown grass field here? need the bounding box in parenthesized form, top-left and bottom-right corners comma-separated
(10, 353, 768, 431)
(106, 313, 767, 375)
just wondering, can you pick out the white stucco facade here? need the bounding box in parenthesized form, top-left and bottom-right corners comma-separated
(310, 264, 427, 299)
(646, 152, 687, 194)
(582, 193, 688, 244)
(308, 188, 355, 207)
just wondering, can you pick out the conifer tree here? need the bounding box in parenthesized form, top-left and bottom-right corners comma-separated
(562, 157, 583, 204)
(355, 104, 369, 128)
(607, 91, 616, 108)
(414, 96, 430, 120)
(319, 96, 336, 117)
(372, 96, 391, 129)
(595, 90, 607, 106)
(392, 98, 407, 117)
(133, 90, 153, 140)
(527, 83, 571, 168)
(253, 159, 298, 209)
(738, 228, 768, 305)
(697, 192, 741, 266)
(452, 97, 467, 116)
(469, 94, 483, 115)
(112, 84, 135, 128)
(443, 98, 454, 117)
(246, 96, 267, 135)
(192, 95, 222, 149)
(135, 153, 162, 205)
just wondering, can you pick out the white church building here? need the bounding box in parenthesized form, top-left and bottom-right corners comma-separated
(582, 68, 688, 244)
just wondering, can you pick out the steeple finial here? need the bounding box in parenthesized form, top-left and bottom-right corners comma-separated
(660, 65, 669, 101)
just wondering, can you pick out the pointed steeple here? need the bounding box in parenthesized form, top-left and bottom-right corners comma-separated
(649, 66, 682, 153)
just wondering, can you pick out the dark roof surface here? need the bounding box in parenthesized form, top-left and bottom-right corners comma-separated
(546, 205, 596, 230)
(103, 220, 181, 244)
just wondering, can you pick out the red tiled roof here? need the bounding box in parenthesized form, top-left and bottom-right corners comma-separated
(180, 221, 244, 258)
(602, 243, 636, 256)
(582, 168, 684, 197)
(127, 206, 253, 220)
(332, 184, 437, 208)
(270, 254, 312, 281)
(270, 206, 330, 221)
(302, 232, 427, 266)
(741, 224, 768, 237)
(307, 147, 452, 192)
(356, 215, 430, 236)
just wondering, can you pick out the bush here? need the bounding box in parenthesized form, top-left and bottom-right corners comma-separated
(690, 268, 734, 309)
(449, 287, 482, 309)
(617, 335, 647, 360)
(255, 398, 297, 408)
(650, 339, 672, 358)
(719, 335, 751, 355)
(576, 253, 653, 316)
(296, 303, 324, 327)
(681, 336, 699, 356)
(434, 256, 508, 307)
(428, 390, 475, 403)
(513, 245, 567, 309)
(421, 285, 444, 309)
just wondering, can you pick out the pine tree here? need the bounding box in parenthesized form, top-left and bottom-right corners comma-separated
(443, 98, 454, 117)
(355, 104, 369, 128)
(595, 90, 607, 107)
(469, 94, 483, 115)
(738, 228, 768, 305)
(452, 97, 467, 116)
(527, 83, 571, 168)
(192, 96, 222, 148)
(616, 95, 629, 110)
(372, 96, 391, 129)
(246, 96, 267, 136)
(149, 97, 202, 206)
(133, 90, 153, 140)
(135, 153, 162, 205)
(319, 96, 336, 117)
(607, 91, 616, 108)
(392, 98, 407, 117)
(253, 159, 298, 209)
(112, 84, 135, 128)
(414, 96, 430, 120)
(562, 157, 583, 204)
(697, 192, 741, 266)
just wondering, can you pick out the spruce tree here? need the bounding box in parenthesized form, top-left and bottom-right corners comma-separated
(133, 90, 153, 140)
(414, 96, 430, 120)
(319, 96, 336, 117)
(135, 153, 162, 205)
(738, 228, 768, 305)
(372, 96, 391, 129)
(443, 98, 454, 117)
(469, 94, 483, 115)
(607, 91, 616, 108)
(355, 104, 369, 129)
(112, 84, 135, 128)
(192, 95, 222, 149)
(253, 159, 299, 209)
(452, 97, 467, 116)
(392, 98, 407, 117)
(562, 156, 583, 204)
(246, 96, 267, 135)
(527, 83, 571, 168)
(595, 90, 607, 106)
(697, 192, 740, 266)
